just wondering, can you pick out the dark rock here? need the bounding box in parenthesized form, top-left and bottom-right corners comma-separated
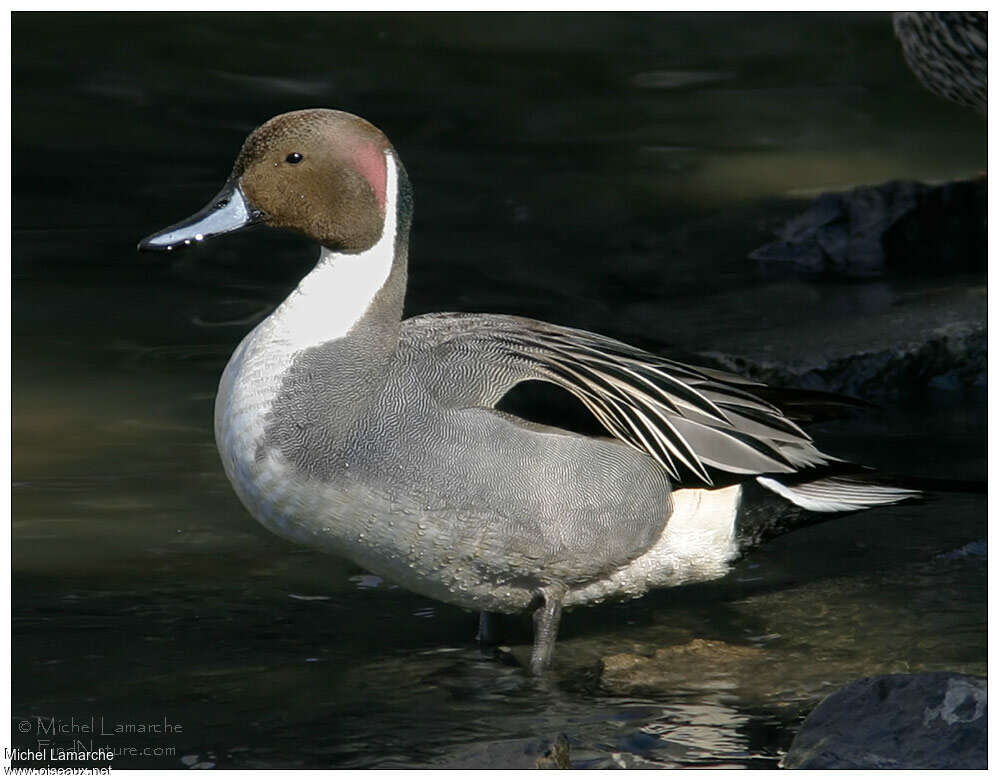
(782, 673, 986, 769)
(700, 285, 986, 400)
(431, 734, 571, 769)
(884, 178, 987, 274)
(750, 179, 985, 279)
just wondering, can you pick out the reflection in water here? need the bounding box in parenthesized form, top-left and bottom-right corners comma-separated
(13, 11, 985, 769)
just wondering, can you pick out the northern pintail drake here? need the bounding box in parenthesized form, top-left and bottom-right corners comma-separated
(139, 109, 921, 673)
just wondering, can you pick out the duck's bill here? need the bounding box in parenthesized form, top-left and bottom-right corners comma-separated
(137, 180, 262, 252)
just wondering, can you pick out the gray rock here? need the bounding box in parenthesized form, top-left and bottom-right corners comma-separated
(782, 673, 986, 769)
(750, 179, 985, 279)
(700, 285, 986, 400)
(431, 734, 571, 769)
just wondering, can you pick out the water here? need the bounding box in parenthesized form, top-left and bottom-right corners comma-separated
(12, 12, 985, 769)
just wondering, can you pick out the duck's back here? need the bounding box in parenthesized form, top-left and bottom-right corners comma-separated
(331, 322, 674, 601)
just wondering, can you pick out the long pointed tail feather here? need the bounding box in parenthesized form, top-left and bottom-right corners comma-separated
(756, 474, 923, 513)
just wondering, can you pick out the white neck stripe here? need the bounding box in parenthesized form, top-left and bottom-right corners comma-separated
(270, 150, 399, 351)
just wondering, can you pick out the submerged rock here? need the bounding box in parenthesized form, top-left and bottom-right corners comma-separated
(750, 179, 985, 279)
(782, 673, 986, 769)
(431, 734, 571, 769)
(580, 751, 674, 769)
(599, 638, 767, 693)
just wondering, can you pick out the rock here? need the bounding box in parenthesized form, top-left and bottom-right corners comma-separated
(750, 179, 985, 279)
(599, 638, 766, 692)
(431, 734, 571, 769)
(536, 735, 572, 770)
(883, 179, 987, 274)
(700, 285, 986, 399)
(782, 673, 986, 769)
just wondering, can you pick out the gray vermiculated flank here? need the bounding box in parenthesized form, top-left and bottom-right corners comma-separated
(264, 316, 673, 590)
(257, 244, 839, 604)
(259, 163, 670, 594)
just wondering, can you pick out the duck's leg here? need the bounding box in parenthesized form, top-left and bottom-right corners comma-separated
(529, 584, 567, 674)
(477, 611, 503, 647)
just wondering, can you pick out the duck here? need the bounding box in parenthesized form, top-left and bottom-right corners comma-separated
(138, 109, 922, 673)
(893, 11, 987, 114)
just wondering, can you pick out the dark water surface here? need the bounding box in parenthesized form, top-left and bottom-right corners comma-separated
(13, 12, 985, 769)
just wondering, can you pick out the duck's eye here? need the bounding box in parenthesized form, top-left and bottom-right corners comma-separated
(285, 152, 303, 164)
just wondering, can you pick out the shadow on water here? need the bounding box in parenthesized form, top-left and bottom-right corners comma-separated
(13, 12, 985, 769)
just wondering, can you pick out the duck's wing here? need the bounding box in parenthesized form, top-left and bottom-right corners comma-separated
(400, 313, 832, 486)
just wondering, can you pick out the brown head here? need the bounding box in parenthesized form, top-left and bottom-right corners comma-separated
(138, 109, 404, 254)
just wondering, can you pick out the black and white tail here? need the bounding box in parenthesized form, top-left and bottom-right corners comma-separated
(733, 470, 925, 550)
(471, 315, 980, 547)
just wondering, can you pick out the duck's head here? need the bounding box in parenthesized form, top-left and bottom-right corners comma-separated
(138, 109, 398, 254)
